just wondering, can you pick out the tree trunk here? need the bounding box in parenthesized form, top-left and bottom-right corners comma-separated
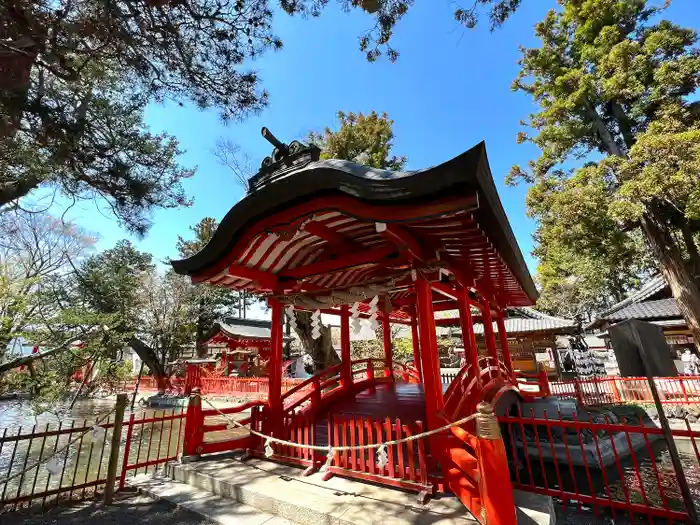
(680, 221, 700, 276)
(128, 336, 168, 391)
(642, 213, 700, 351)
(195, 319, 208, 358)
(195, 299, 208, 358)
(293, 311, 340, 371)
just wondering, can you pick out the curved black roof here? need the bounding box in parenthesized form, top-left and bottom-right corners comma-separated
(171, 142, 537, 303)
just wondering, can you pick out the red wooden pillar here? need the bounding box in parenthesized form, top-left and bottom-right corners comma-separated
(457, 287, 481, 388)
(382, 313, 393, 377)
(409, 305, 422, 381)
(268, 298, 284, 434)
(495, 313, 516, 383)
(480, 299, 500, 372)
(475, 402, 517, 525)
(415, 277, 445, 423)
(340, 305, 352, 388)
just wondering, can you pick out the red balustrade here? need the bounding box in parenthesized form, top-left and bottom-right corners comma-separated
(498, 406, 700, 522)
(550, 376, 700, 407)
(326, 414, 431, 494)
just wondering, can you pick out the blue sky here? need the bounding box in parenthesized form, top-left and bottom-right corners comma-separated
(57, 0, 697, 273)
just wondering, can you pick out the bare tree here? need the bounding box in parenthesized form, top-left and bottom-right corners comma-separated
(139, 270, 193, 366)
(0, 212, 95, 358)
(213, 138, 255, 191)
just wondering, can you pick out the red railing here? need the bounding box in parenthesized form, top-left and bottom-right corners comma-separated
(125, 376, 305, 399)
(181, 359, 395, 464)
(550, 376, 700, 407)
(118, 409, 186, 488)
(326, 414, 431, 493)
(392, 362, 421, 383)
(0, 405, 186, 511)
(515, 368, 551, 399)
(498, 407, 700, 522)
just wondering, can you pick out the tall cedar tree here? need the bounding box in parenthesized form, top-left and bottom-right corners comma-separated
(508, 0, 700, 343)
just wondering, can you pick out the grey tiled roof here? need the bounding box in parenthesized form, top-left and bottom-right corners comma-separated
(209, 318, 292, 341)
(595, 275, 666, 318)
(448, 308, 576, 336)
(472, 315, 577, 336)
(601, 297, 680, 322)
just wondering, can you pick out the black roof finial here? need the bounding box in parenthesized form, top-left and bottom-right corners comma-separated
(247, 127, 321, 193)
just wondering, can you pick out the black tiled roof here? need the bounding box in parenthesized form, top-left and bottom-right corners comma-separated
(601, 298, 680, 322)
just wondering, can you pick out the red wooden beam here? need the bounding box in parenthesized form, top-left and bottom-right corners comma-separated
(279, 246, 397, 280)
(303, 221, 358, 253)
(215, 263, 280, 291)
(430, 281, 459, 301)
(194, 194, 478, 282)
(376, 223, 433, 263)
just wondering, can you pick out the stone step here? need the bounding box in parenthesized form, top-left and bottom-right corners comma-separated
(129, 473, 296, 525)
(159, 453, 554, 525)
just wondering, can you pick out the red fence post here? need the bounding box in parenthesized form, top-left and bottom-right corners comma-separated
(538, 363, 551, 397)
(366, 360, 374, 382)
(183, 388, 204, 459)
(574, 378, 584, 406)
(475, 402, 517, 525)
(118, 413, 136, 489)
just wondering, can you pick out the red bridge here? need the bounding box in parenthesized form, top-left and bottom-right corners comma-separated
(171, 138, 545, 524)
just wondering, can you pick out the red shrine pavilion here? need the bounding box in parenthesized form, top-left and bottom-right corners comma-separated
(171, 129, 543, 524)
(204, 318, 292, 377)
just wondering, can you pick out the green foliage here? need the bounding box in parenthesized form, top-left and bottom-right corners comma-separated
(309, 111, 407, 170)
(281, 0, 521, 62)
(510, 0, 700, 320)
(1, 0, 287, 232)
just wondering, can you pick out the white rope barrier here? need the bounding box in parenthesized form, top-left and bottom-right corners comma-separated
(0, 408, 116, 487)
(201, 396, 480, 469)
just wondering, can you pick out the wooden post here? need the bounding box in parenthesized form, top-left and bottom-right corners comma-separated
(268, 298, 284, 435)
(340, 305, 352, 388)
(183, 387, 204, 458)
(475, 402, 517, 525)
(409, 305, 423, 381)
(382, 313, 393, 377)
(496, 314, 516, 383)
(415, 277, 445, 423)
(480, 299, 500, 371)
(104, 393, 127, 504)
(457, 287, 481, 389)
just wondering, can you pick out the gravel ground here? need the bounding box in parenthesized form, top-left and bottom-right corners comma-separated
(554, 503, 673, 524)
(0, 493, 215, 525)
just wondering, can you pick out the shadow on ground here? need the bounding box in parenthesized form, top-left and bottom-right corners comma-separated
(0, 493, 215, 525)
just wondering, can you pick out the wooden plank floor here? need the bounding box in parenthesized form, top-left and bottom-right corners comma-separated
(315, 383, 427, 447)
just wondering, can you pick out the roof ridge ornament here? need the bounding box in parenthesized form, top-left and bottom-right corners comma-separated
(247, 127, 321, 193)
